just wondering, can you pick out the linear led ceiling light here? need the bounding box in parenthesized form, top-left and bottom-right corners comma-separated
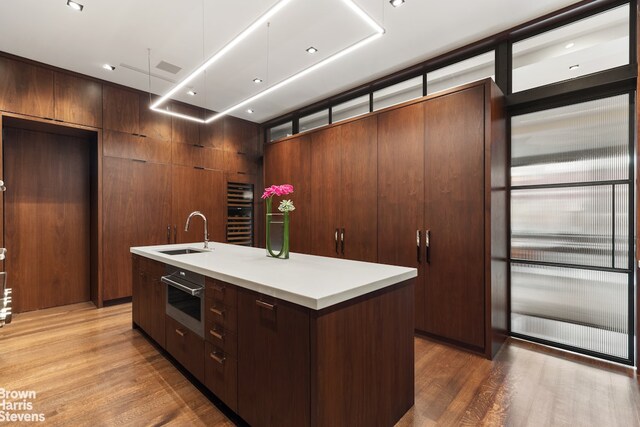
(150, 0, 385, 123)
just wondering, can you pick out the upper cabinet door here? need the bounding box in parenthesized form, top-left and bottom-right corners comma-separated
(423, 86, 485, 349)
(224, 116, 258, 156)
(139, 93, 172, 141)
(199, 111, 224, 149)
(0, 56, 54, 118)
(54, 72, 102, 127)
(339, 116, 378, 262)
(103, 85, 140, 134)
(264, 136, 311, 254)
(171, 103, 202, 144)
(310, 126, 342, 258)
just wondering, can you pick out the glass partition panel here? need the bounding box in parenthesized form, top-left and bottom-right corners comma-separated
(268, 122, 293, 142)
(512, 4, 629, 92)
(373, 76, 423, 110)
(299, 109, 329, 133)
(332, 95, 370, 123)
(426, 51, 495, 95)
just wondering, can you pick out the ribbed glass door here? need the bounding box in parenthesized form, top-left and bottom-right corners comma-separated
(510, 93, 634, 364)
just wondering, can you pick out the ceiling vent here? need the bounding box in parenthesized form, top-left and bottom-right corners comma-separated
(119, 63, 177, 84)
(156, 60, 182, 74)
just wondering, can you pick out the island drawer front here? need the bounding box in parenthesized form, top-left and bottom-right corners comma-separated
(204, 342, 238, 412)
(205, 320, 237, 357)
(138, 256, 164, 276)
(165, 315, 204, 382)
(205, 279, 237, 307)
(205, 300, 238, 333)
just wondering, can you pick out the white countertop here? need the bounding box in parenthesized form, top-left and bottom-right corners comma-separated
(131, 242, 417, 310)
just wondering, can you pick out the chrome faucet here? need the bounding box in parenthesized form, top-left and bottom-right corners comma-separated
(185, 211, 209, 249)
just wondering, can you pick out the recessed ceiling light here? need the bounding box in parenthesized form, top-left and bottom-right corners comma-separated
(306, 46, 318, 54)
(247, 109, 254, 114)
(253, 78, 263, 84)
(565, 42, 575, 49)
(102, 64, 115, 71)
(187, 90, 197, 96)
(569, 64, 580, 70)
(389, 0, 405, 7)
(67, 0, 84, 11)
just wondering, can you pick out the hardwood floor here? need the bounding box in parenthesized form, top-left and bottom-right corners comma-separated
(1, 303, 638, 426)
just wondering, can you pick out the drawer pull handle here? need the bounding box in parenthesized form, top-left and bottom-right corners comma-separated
(210, 352, 226, 365)
(210, 307, 225, 317)
(175, 328, 186, 337)
(256, 299, 275, 310)
(213, 285, 226, 294)
(209, 329, 224, 340)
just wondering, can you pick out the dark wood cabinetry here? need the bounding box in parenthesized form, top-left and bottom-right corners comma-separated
(237, 290, 311, 427)
(103, 85, 139, 134)
(171, 165, 224, 244)
(103, 130, 171, 164)
(54, 72, 102, 127)
(103, 157, 171, 300)
(263, 135, 311, 254)
(139, 94, 172, 141)
(377, 102, 426, 329)
(165, 315, 205, 382)
(132, 255, 165, 347)
(0, 56, 54, 119)
(171, 103, 202, 144)
(310, 116, 377, 261)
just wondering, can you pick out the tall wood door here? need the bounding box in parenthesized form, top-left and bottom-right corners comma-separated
(310, 126, 342, 258)
(4, 128, 90, 312)
(263, 136, 311, 254)
(340, 116, 378, 262)
(103, 157, 171, 300)
(423, 86, 485, 349)
(377, 103, 425, 329)
(171, 165, 224, 244)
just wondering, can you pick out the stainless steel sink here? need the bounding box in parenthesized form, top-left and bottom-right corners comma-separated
(158, 248, 207, 256)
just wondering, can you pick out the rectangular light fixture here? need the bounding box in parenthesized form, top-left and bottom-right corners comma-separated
(150, 0, 385, 123)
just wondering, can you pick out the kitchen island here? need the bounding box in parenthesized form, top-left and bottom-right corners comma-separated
(131, 242, 417, 427)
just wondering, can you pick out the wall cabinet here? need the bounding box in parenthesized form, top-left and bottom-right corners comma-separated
(309, 116, 377, 262)
(103, 86, 172, 140)
(263, 135, 311, 254)
(54, 72, 102, 127)
(0, 56, 54, 119)
(171, 165, 224, 244)
(103, 157, 172, 300)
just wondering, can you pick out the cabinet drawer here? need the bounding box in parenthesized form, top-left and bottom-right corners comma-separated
(205, 279, 237, 306)
(172, 143, 224, 170)
(204, 342, 238, 412)
(224, 152, 257, 175)
(165, 316, 204, 382)
(139, 256, 165, 277)
(103, 130, 171, 164)
(205, 300, 237, 333)
(205, 321, 237, 357)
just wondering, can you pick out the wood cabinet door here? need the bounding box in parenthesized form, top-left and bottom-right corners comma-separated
(54, 72, 102, 127)
(199, 113, 224, 149)
(264, 136, 311, 254)
(423, 86, 485, 349)
(103, 85, 139, 134)
(377, 103, 425, 330)
(0, 57, 54, 118)
(310, 126, 342, 257)
(103, 157, 171, 300)
(339, 116, 377, 262)
(139, 93, 172, 141)
(224, 116, 258, 155)
(171, 103, 202, 144)
(237, 290, 310, 427)
(171, 165, 224, 244)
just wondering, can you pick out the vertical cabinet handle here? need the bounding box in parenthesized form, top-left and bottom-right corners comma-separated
(173, 225, 177, 244)
(416, 230, 421, 263)
(425, 229, 430, 264)
(340, 228, 345, 256)
(334, 229, 339, 255)
(167, 225, 171, 244)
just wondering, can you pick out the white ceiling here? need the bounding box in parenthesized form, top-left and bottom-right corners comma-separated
(0, 0, 583, 123)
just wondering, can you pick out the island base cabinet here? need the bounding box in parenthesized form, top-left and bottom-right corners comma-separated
(165, 315, 205, 382)
(204, 342, 238, 412)
(237, 290, 311, 427)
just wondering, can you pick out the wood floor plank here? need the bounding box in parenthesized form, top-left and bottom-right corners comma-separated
(1, 303, 638, 426)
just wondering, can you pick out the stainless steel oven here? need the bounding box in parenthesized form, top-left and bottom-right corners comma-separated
(162, 266, 204, 338)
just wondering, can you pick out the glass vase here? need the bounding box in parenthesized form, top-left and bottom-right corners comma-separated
(265, 197, 290, 259)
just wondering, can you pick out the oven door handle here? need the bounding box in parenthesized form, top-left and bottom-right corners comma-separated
(161, 276, 203, 296)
